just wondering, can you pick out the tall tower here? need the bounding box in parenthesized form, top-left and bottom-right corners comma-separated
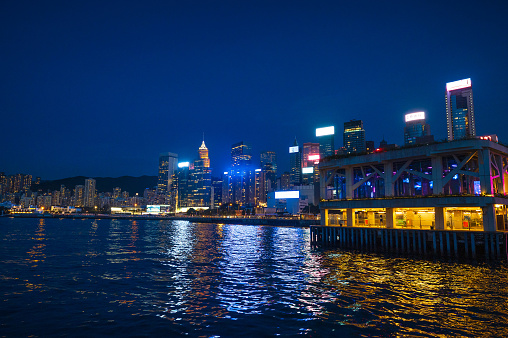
(231, 141, 252, 167)
(316, 126, 335, 158)
(199, 137, 210, 168)
(260, 151, 277, 191)
(84, 178, 96, 208)
(157, 152, 178, 198)
(404, 112, 432, 145)
(289, 137, 301, 186)
(446, 78, 475, 141)
(343, 120, 366, 154)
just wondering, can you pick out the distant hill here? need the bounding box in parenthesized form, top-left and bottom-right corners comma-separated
(33, 176, 158, 195)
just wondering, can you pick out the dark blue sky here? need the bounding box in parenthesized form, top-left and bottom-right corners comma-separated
(2, 1, 508, 180)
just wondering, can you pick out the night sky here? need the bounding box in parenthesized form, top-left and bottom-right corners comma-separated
(2, 1, 508, 180)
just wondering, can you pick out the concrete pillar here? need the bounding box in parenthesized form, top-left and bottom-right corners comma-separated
(384, 161, 394, 197)
(321, 209, 328, 226)
(435, 207, 445, 230)
(320, 169, 327, 201)
(482, 205, 496, 231)
(479, 149, 493, 195)
(345, 167, 354, 199)
(386, 208, 394, 228)
(347, 208, 355, 227)
(431, 156, 443, 194)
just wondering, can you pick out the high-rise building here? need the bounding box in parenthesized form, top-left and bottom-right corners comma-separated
(344, 120, 366, 154)
(74, 185, 84, 207)
(302, 142, 320, 185)
(260, 151, 277, 193)
(84, 178, 96, 208)
(404, 111, 433, 145)
(316, 126, 335, 158)
(289, 137, 302, 185)
(199, 139, 210, 168)
(157, 152, 178, 201)
(189, 158, 212, 207)
(446, 78, 476, 141)
(231, 141, 252, 167)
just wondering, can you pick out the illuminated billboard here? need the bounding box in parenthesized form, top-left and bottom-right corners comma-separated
(289, 146, 299, 153)
(147, 205, 161, 213)
(223, 171, 229, 175)
(302, 167, 314, 174)
(178, 162, 190, 168)
(405, 112, 425, 122)
(316, 126, 335, 137)
(446, 78, 471, 91)
(275, 191, 300, 199)
(308, 154, 320, 161)
(255, 168, 262, 172)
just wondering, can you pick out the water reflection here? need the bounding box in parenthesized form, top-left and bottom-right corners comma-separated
(0, 218, 507, 337)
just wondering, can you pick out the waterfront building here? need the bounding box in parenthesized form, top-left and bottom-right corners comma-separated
(316, 126, 335, 158)
(319, 138, 508, 232)
(84, 178, 96, 208)
(289, 137, 302, 185)
(404, 112, 433, 145)
(344, 120, 366, 154)
(157, 152, 178, 203)
(231, 141, 252, 167)
(446, 78, 476, 141)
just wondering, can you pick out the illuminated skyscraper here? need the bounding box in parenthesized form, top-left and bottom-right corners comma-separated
(231, 141, 252, 167)
(84, 178, 96, 208)
(446, 78, 476, 141)
(260, 151, 277, 192)
(157, 152, 178, 198)
(316, 126, 335, 158)
(199, 139, 210, 168)
(302, 142, 320, 185)
(74, 185, 84, 207)
(404, 112, 432, 145)
(289, 137, 302, 185)
(343, 120, 366, 154)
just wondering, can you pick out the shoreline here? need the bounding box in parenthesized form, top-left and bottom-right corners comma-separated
(4, 213, 319, 227)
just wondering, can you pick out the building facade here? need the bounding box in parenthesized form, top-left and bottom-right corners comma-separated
(319, 139, 508, 232)
(404, 112, 432, 145)
(289, 137, 302, 185)
(446, 78, 476, 141)
(344, 120, 366, 154)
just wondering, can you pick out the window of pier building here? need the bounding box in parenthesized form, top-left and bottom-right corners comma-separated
(355, 208, 386, 227)
(441, 155, 480, 196)
(495, 204, 507, 230)
(394, 208, 435, 229)
(445, 207, 483, 231)
(352, 166, 385, 199)
(392, 159, 433, 198)
(328, 209, 346, 226)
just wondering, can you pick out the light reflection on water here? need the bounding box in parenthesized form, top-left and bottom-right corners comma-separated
(0, 218, 507, 337)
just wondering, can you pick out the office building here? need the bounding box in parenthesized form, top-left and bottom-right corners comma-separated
(231, 141, 252, 167)
(316, 126, 335, 158)
(289, 137, 302, 185)
(199, 139, 210, 168)
(260, 151, 277, 188)
(404, 112, 432, 145)
(302, 142, 320, 185)
(344, 120, 366, 154)
(157, 152, 178, 202)
(446, 78, 476, 141)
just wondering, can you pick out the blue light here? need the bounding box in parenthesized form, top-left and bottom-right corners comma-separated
(403, 178, 409, 183)
(366, 181, 371, 186)
(453, 174, 458, 180)
(430, 181, 433, 188)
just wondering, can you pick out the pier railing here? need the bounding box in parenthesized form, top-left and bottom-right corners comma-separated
(310, 226, 508, 260)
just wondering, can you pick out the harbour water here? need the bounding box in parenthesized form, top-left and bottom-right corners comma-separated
(1, 217, 507, 337)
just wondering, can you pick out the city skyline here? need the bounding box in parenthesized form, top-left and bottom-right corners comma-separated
(2, 1, 508, 179)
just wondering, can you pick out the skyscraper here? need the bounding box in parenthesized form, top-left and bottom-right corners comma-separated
(344, 120, 366, 154)
(289, 137, 302, 186)
(157, 152, 178, 199)
(316, 126, 335, 158)
(231, 141, 252, 167)
(404, 112, 432, 145)
(302, 142, 320, 185)
(199, 139, 210, 168)
(446, 78, 476, 141)
(260, 151, 277, 192)
(84, 178, 96, 208)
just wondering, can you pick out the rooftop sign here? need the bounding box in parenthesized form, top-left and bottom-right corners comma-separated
(405, 111, 425, 122)
(316, 126, 335, 137)
(446, 78, 471, 91)
(178, 162, 190, 168)
(289, 146, 299, 153)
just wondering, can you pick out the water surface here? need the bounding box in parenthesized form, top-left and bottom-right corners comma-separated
(1, 218, 507, 337)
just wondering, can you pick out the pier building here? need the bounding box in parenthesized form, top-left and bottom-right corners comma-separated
(313, 138, 508, 259)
